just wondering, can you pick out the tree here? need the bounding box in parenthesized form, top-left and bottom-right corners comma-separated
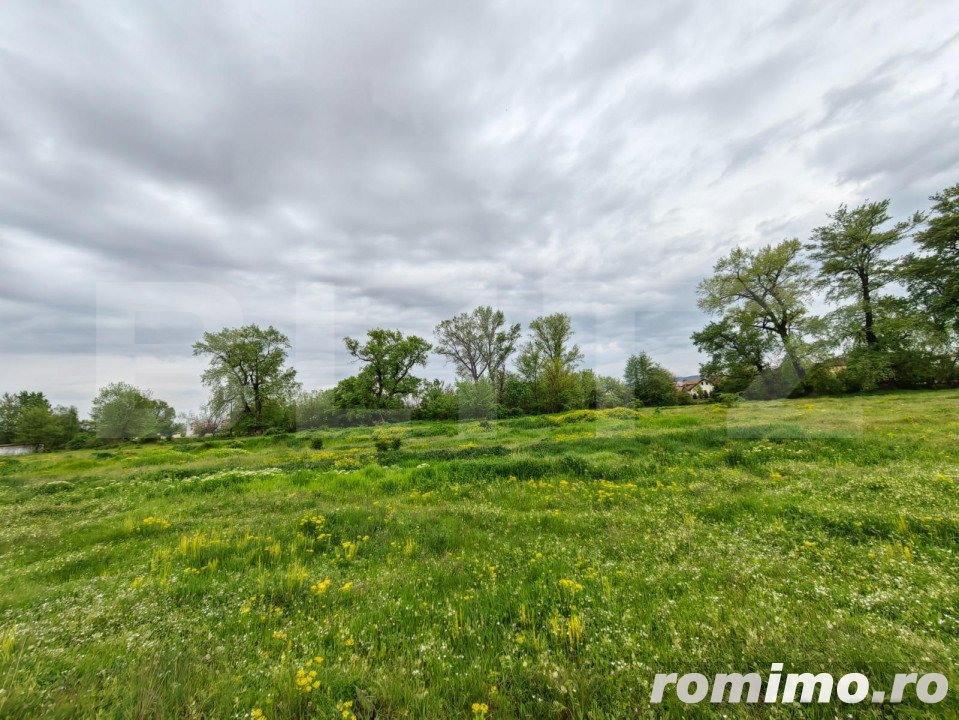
(338, 329, 431, 410)
(519, 313, 584, 413)
(697, 239, 812, 380)
(434, 307, 521, 396)
(807, 200, 920, 347)
(624, 352, 677, 406)
(13, 405, 65, 450)
(0, 391, 50, 443)
(456, 377, 496, 419)
(592, 374, 632, 409)
(193, 325, 299, 432)
(691, 318, 774, 392)
(901, 183, 959, 336)
(91, 382, 178, 439)
(412, 380, 459, 421)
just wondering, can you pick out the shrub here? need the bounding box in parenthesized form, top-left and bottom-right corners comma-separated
(310, 436, 324, 450)
(372, 428, 403, 452)
(714, 392, 742, 407)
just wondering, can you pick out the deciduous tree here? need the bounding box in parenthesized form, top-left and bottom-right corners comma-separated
(697, 239, 812, 380)
(193, 325, 299, 432)
(807, 200, 920, 347)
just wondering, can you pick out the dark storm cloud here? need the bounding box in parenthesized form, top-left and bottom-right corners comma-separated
(1, 0, 958, 411)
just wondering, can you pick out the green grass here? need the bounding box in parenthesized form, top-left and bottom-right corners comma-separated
(1, 390, 958, 718)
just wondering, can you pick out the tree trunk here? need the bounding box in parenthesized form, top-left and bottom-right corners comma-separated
(862, 279, 878, 346)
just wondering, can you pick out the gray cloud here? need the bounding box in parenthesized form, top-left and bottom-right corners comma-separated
(1, 0, 958, 412)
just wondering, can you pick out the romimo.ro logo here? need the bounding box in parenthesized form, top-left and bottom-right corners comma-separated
(650, 665, 948, 705)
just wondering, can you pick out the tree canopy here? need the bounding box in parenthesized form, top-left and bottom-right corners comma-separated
(90, 382, 178, 439)
(697, 239, 812, 381)
(336, 329, 431, 411)
(807, 200, 919, 346)
(193, 325, 299, 432)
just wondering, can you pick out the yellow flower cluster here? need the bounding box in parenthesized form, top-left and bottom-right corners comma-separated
(141, 516, 171, 529)
(471, 702, 489, 718)
(250, 708, 265, 720)
(337, 700, 357, 720)
(299, 514, 326, 534)
(558, 578, 583, 593)
(294, 665, 320, 693)
(310, 577, 332, 596)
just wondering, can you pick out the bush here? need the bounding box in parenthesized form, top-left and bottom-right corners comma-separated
(310, 436, 324, 450)
(714, 392, 742, 407)
(372, 428, 403, 452)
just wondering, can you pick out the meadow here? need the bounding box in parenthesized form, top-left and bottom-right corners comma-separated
(1, 390, 957, 719)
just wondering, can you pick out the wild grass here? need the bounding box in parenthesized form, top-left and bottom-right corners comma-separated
(0, 390, 957, 718)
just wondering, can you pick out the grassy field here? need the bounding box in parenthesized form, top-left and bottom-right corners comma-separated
(1, 390, 957, 719)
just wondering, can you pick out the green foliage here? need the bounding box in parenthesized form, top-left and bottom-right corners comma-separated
(900, 182, 959, 335)
(456, 377, 496, 419)
(411, 380, 459, 421)
(293, 389, 338, 429)
(698, 239, 812, 381)
(193, 325, 299, 433)
(433, 306, 521, 388)
(691, 318, 773, 392)
(518, 313, 584, 413)
(12, 405, 65, 450)
(371, 426, 403, 452)
(807, 200, 920, 347)
(624, 352, 677, 407)
(338, 329, 431, 412)
(0, 391, 51, 444)
(90, 382, 178, 439)
(309, 436, 324, 450)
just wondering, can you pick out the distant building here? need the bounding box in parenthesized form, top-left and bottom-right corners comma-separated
(675, 376, 716, 399)
(0, 444, 35, 456)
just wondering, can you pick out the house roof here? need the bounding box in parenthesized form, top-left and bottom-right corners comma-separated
(675, 377, 716, 391)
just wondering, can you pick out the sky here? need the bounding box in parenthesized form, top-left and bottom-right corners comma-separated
(1, 1, 958, 415)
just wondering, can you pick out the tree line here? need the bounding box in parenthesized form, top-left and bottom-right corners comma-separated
(693, 183, 958, 396)
(2, 182, 955, 446)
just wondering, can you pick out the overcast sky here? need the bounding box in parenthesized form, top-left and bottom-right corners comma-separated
(1, 1, 958, 414)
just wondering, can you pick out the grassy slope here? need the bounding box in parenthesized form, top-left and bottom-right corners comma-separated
(0, 390, 957, 719)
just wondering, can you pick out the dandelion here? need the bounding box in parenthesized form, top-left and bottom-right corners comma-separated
(251, 709, 266, 720)
(310, 578, 332, 596)
(340, 581, 354, 592)
(294, 667, 320, 692)
(472, 702, 489, 718)
(338, 700, 357, 720)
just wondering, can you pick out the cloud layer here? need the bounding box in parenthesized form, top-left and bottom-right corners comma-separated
(2, 0, 958, 413)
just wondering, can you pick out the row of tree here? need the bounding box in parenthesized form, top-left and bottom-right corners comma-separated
(0, 383, 179, 450)
(5, 183, 955, 444)
(693, 183, 958, 396)
(182, 314, 683, 434)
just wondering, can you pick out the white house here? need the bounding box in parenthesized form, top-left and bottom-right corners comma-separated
(675, 377, 715, 399)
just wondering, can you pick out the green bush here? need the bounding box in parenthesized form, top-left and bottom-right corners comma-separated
(714, 392, 742, 407)
(310, 436, 324, 450)
(372, 428, 403, 452)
